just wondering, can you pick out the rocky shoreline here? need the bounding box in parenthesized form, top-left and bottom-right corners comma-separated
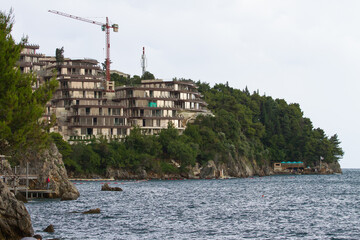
(71, 158, 342, 181)
(0, 143, 79, 239)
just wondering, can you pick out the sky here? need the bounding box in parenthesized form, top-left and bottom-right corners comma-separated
(2, 0, 359, 168)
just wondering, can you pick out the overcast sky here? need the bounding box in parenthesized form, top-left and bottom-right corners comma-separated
(3, 0, 359, 168)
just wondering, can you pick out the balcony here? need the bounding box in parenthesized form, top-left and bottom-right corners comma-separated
(68, 122, 131, 127)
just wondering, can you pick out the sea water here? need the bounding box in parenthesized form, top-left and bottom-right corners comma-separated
(26, 169, 360, 239)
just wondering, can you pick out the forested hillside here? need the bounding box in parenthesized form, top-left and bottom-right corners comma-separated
(53, 81, 343, 177)
(197, 82, 343, 167)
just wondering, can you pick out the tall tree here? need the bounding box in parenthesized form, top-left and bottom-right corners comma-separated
(0, 10, 58, 158)
(55, 46, 64, 64)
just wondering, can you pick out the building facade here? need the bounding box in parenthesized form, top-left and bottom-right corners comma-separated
(114, 79, 207, 135)
(19, 44, 209, 141)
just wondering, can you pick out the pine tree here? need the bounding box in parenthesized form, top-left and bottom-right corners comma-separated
(0, 10, 58, 158)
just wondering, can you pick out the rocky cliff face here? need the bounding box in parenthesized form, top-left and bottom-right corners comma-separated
(321, 162, 342, 174)
(0, 181, 33, 240)
(106, 153, 274, 180)
(105, 153, 341, 180)
(188, 153, 273, 179)
(18, 143, 80, 201)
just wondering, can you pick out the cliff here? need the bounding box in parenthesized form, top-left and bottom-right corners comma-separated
(105, 154, 274, 180)
(17, 143, 80, 201)
(0, 181, 33, 240)
(104, 154, 341, 180)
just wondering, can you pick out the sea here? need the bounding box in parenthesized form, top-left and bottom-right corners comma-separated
(25, 169, 360, 240)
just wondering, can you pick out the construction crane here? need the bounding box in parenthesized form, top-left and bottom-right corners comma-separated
(48, 10, 118, 87)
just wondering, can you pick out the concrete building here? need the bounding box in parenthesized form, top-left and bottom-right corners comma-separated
(18, 44, 46, 89)
(19, 44, 209, 141)
(110, 70, 130, 78)
(40, 57, 130, 141)
(18, 44, 45, 74)
(114, 79, 208, 135)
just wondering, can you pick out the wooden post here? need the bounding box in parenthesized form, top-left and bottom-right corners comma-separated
(14, 166, 17, 195)
(26, 162, 29, 200)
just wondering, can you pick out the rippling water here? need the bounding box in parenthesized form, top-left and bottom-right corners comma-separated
(26, 169, 360, 239)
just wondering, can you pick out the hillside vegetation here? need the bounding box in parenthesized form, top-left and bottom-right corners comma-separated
(52, 81, 343, 177)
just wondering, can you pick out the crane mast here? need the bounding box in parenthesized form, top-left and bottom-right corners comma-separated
(48, 10, 118, 88)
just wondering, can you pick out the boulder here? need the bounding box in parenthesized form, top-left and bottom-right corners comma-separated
(61, 192, 80, 201)
(15, 192, 28, 203)
(187, 163, 201, 179)
(43, 224, 55, 233)
(106, 168, 131, 179)
(0, 181, 33, 239)
(200, 160, 218, 178)
(101, 183, 123, 191)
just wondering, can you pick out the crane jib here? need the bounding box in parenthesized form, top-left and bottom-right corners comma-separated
(48, 10, 118, 87)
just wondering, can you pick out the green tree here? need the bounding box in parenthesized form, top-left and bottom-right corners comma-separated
(141, 71, 155, 80)
(0, 10, 58, 158)
(55, 47, 64, 64)
(111, 73, 142, 86)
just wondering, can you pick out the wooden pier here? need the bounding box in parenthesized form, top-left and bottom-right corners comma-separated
(16, 189, 55, 199)
(1, 159, 55, 199)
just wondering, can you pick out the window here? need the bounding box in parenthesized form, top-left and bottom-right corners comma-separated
(149, 101, 157, 107)
(117, 128, 123, 135)
(86, 108, 90, 115)
(87, 128, 93, 135)
(113, 109, 120, 115)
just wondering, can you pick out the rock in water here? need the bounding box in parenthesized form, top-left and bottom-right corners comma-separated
(43, 224, 55, 232)
(101, 183, 111, 191)
(15, 192, 28, 203)
(0, 181, 33, 239)
(83, 208, 101, 214)
(101, 183, 123, 191)
(61, 192, 80, 201)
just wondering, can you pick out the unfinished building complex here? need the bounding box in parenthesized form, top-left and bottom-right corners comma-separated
(18, 44, 208, 141)
(115, 79, 206, 135)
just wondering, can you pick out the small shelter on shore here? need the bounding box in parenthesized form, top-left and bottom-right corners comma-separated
(273, 161, 304, 172)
